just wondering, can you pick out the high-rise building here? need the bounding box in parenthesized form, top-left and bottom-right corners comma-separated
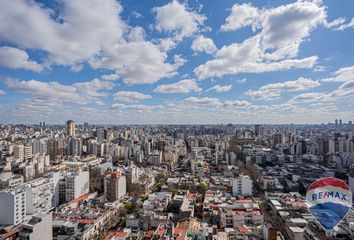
(89, 162, 113, 193)
(254, 124, 261, 137)
(0, 188, 26, 225)
(66, 120, 75, 137)
(105, 172, 126, 202)
(59, 170, 89, 203)
(14, 145, 25, 161)
(67, 137, 82, 156)
(225, 123, 234, 135)
(24, 178, 54, 215)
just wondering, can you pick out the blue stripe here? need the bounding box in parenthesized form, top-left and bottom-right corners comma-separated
(309, 202, 349, 230)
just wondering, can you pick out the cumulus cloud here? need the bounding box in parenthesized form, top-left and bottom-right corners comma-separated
(90, 41, 183, 84)
(321, 66, 354, 83)
(191, 35, 217, 54)
(0, 46, 43, 72)
(154, 0, 206, 41)
(113, 91, 151, 102)
(101, 73, 119, 81)
(182, 96, 221, 106)
(195, 1, 326, 80)
(220, 3, 259, 31)
(194, 35, 318, 79)
(4, 77, 114, 105)
(0, 0, 125, 66)
(246, 77, 320, 100)
(154, 79, 201, 93)
(207, 84, 232, 93)
(0, 0, 188, 85)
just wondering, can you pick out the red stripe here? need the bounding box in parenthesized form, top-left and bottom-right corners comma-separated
(308, 177, 350, 191)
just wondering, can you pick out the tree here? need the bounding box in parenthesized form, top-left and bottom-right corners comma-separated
(196, 182, 208, 194)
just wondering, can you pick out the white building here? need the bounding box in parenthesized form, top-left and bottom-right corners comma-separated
(14, 145, 24, 161)
(232, 175, 253, 196)
(105, 172, 126, 202)
(44, 172, 61, 207)
(0, 188, 26, 225)
(64, 170, 89, 202)
(24, 178, 54, 215)
(19, 213, 52, 240)
(219, 202, 263, 228)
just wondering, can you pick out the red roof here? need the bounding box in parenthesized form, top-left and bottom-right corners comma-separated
(68, 193, 91, 204)
(114, 231, 128, 237)
(174, 228, 187, 240)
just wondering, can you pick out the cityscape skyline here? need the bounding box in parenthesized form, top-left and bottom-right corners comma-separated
(0, 0, 354, 124)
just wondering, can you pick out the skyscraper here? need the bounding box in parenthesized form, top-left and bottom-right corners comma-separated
(254, 124, 261, 137)
(66, 120, 75, 137)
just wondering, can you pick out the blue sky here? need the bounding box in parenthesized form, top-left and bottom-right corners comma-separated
(0, 0, 353, 124)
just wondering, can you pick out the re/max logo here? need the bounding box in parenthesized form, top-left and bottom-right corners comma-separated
(312, 191, 347, 201)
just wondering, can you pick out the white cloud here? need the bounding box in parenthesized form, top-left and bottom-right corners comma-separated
(154, 79, 201, 93)
(324, 18, 346, 28)
(334, 18, 354, 31)
(90, 41, 182, 84)
(331, 81, 354, 98)
(113, 91, 151, 102)
(111, 103, 163, 112)
(191, 35, 217, 54)
(0, 0, 125, 66)
(127, 26, 145, 42)
(260, 1, 326, 60)
(207, 84, 232, 93)
(4, 77, 114, 105)
(157, 38, 177, 52)
(321, 66, 354, 83)
(0, 46, 43, 72)
(220, 3, 259, 31)
(181, 97, 252, 110)
(182, 96, 221, 106)
(154, 0, 206, 41)
(194, 35, 318, 79)
(223, 100, 251, 108)
(0, 89, 5, 96)
(195, 1, 325, 80)
(101, 73, 119, 81)
(246, 77, 320, 100)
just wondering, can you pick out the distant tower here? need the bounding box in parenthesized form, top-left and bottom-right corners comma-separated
(66, 120, 75, 137)
(254, 124, 261, 137)
(335, 119, 338, 129)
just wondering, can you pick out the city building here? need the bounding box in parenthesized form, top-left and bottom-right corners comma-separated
(232, 175, 253, 196)
(0, 188, 26, 225)
(104, 171, 126, 202)
(66, 120, 76, 137)
(19, 213, 52, 240)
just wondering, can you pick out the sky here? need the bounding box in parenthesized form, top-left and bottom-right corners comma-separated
(0, 0, 354, 124)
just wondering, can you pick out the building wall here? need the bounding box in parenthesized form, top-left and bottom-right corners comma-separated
(0, 190, 26, 225)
